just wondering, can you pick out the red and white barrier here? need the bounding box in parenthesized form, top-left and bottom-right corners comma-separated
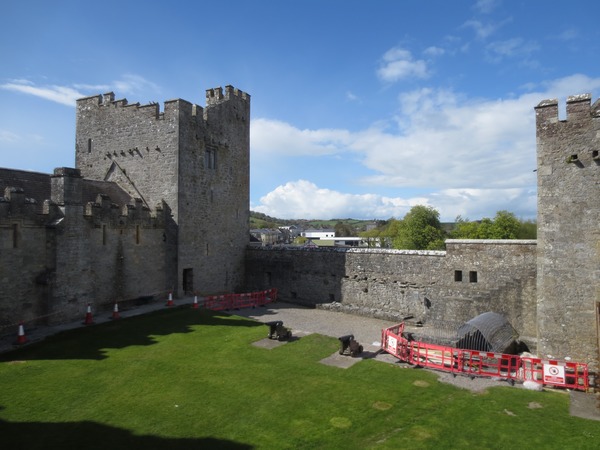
(204, 288, 278, 311)
(381, 322, 589, 391)
(192, 295, 199, 309)
(165, 292, 174, 307)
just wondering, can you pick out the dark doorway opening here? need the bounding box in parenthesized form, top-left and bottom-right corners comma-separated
(183, 268, 194, 295)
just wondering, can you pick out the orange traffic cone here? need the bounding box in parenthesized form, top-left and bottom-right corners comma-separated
(111, 302, 120, 320)
(192, 295, 199, 309)
(83, 303, 94, 325)
(16, 322, 27, 345)
(166, 292, 174, 307)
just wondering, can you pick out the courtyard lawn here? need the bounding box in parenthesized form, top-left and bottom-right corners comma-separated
(0, 308, 597, 449)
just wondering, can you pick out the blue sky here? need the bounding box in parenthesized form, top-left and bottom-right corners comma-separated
(1, 0, 599, 221)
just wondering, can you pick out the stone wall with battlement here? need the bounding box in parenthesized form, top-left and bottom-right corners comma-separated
(0, 168, 167, 328)
(246, 239, 538, 347)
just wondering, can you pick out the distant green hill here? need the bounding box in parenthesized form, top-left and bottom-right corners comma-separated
(249, 211, 375, 233)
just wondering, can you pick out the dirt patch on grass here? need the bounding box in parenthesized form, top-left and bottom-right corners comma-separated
(330, 417, 352, 428)
(372, 401, 392, 410)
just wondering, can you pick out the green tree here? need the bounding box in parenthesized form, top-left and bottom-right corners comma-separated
(450, 211, 536, 240)
(334, 222, 356, 237)
(517, 219, 537, 239)
(451, 215, 480, 239)
(489, 210, 520, 239)
(392, 206, 446, 250)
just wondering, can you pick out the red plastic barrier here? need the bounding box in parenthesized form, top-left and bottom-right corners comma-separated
(204, 289, 277, 311)
(520, 357, 588, 391)
(380, 323, 589, 391)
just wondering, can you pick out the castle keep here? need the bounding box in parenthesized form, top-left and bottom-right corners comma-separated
(0, 88, 598, 372)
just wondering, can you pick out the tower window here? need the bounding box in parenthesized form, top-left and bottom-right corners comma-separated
(469, 271, 478, 283)
(205, 147, 216, 169)
(87, 138, 92, 153)
(12, 224, 19, 248)
(454, 270, 463, 282)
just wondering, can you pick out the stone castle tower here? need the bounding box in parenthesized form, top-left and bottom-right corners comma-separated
(75, 85, 250, 296)
(535, 94, 600, 371)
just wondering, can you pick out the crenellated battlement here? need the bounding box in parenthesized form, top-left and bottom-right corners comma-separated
(77, 93, 163, 120)
(206, 85, 250, 106)
(84, 194, 163, 227)
(1, 187, 35, 218)
(535, 93, 600, 125)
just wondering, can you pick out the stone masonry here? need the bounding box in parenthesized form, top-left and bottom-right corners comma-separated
(1, 89, 598, 375)
(535, 94, 600, 371)
(0, 85, 250, 328)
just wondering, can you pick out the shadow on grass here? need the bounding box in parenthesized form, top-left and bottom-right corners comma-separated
(0, 308, 262, 362)
(0, 418, 252, 450)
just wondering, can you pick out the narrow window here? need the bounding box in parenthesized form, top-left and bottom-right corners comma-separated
(210, 188, 214, 203)
(102, 224, 107, 245)
(205, 147, 216, 169)
(454, 270, 463, 282)
(87, 138, 92, 153)
(135, 225, 140, 245)
(469, 271, 478, 283)
(205, 243, 209, 256)
(12, 224, 19, 248)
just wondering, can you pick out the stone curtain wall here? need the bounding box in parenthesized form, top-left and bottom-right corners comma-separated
(0, 188, 59, 327)
(245, 240, 537, 345)
(0, 169, 167, 328)
(536, 95, 600, 370)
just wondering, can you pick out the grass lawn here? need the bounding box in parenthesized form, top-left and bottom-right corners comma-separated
(0, 307, 598, 449)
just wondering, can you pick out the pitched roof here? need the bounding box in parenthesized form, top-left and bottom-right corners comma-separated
(0, 167, 134, 212)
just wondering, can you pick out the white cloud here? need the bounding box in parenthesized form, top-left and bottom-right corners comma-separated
(377, 47, 429, 82)
(251, 74, 600, 221)
(112, 74, 160, 95)
(473, 0, 500, 14)
(252, 180, 536, 222)
(0, 81, 84, 106)
(346, 91, 359, 101)
(253, 180, 430, 220)
(462, 19, 505, 40)
(485, 38, 539, 62)
(251, 118, 352, 156)
(423, 46, 445, 57)
(1, 74, 160, 107)
(0, 130, 20, 143)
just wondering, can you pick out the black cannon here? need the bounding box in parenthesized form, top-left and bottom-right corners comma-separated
(338, 334, 363, 357)
(266, 320, 292, 341)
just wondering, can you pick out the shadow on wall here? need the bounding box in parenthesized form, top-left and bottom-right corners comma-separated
(0, 308, 262, 361)
(0, 418, 253, 450)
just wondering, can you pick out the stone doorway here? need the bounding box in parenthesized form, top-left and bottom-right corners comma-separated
(183, 268, 194, 295)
